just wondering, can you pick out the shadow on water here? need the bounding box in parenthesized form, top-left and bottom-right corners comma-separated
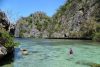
(0, 52, 14, 66)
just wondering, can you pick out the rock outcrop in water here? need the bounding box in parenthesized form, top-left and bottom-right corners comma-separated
(15, 0, 100, 39)
(20, 48, 29, 55)
(0, 10, 17, 59)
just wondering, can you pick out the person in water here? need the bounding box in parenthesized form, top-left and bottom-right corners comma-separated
(69, 48, 73, 55)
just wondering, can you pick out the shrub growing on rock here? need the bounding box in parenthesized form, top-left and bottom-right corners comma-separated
(0, 29, 18, 48)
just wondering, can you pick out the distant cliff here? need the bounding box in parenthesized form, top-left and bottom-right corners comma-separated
(15, 11, 51, 38)
(15, 0, 100, 39)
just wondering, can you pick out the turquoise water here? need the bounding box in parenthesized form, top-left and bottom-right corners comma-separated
(1, 38, 100, 67)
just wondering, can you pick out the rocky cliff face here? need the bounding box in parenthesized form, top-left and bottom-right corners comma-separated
(52, 0, 100, 38)
(0, 11, 15, 36)
(0, 11, 15, 59)
(0, 11, 9, 58)
(0, 11, 10, 31)
(15, 0, 100, 38)
(15, 11, 51, 38)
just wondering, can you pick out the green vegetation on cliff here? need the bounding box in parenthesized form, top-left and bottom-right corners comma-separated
(15, 11, 51, 38)
(0, 29, 17, 48)
(15, 0, 100, 41)
(0, 11, 18, 48)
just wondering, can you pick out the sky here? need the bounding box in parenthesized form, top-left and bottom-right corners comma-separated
(0, 0, 66, 23)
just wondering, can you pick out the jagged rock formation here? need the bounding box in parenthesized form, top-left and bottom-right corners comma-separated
(0, 11, 15, 36)
(0, 11, 16, 59)
(15, 0, 100, 39)
(9, 24, 15, 36)
(0, 11, 9, 58)
(0, 11, 10, 31)
(0, 46, 7, 55)
(52, 0, 100, 38)
(15, 11, 51, 38)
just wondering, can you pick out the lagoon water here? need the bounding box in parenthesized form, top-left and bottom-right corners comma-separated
(1, 38, 100, 67)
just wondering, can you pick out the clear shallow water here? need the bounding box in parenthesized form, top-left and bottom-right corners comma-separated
(1, 38, 100, 67)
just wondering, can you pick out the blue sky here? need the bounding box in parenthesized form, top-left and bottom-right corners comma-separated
(0, 0, 65, 23)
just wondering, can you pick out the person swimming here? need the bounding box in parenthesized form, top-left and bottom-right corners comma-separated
(69, 48, 73, 55)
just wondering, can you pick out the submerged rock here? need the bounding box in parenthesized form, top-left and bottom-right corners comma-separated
(91, 63, 100, 67)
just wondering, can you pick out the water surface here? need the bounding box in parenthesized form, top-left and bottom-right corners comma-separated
(1, 38, 100, 67)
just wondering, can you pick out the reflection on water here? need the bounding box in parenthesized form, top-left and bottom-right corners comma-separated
(1, 38, 100, 67)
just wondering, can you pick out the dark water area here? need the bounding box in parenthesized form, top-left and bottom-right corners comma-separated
(0, 38, 100, 67)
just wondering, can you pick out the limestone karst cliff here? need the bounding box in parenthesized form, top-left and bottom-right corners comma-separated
(0, 11, 17, 59)
(52, 0, 100, 38)
(15, 0, 100, 39)
(15, 11, 51, 38)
